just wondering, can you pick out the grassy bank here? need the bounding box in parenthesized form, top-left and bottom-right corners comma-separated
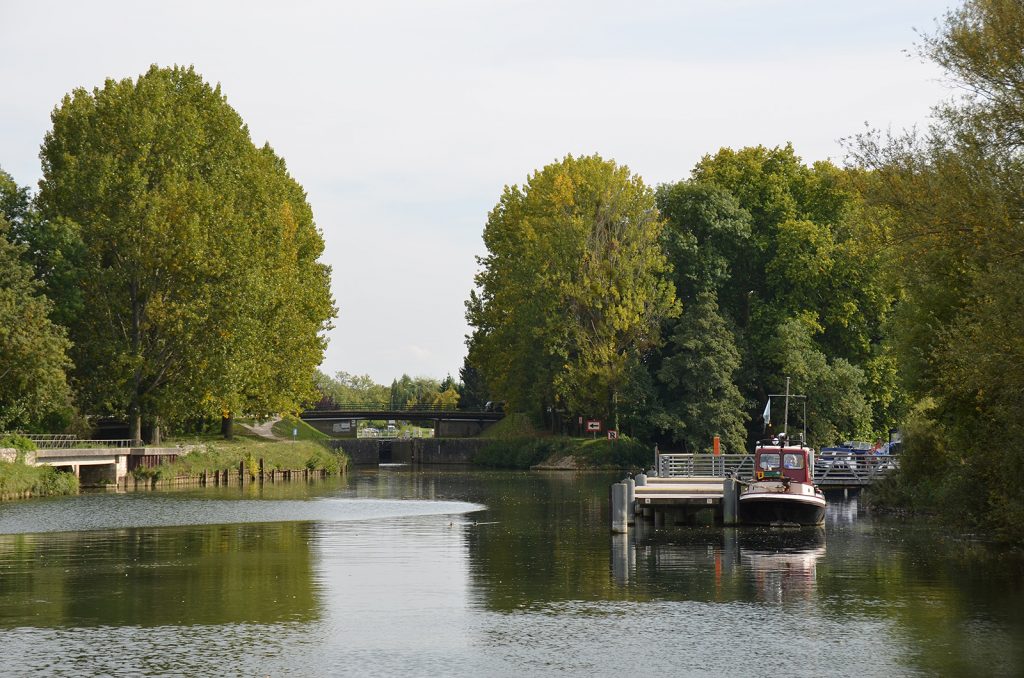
(133, 439, 347, 482)
(0, 460, 79, 500)
(474, 434, 652, 470)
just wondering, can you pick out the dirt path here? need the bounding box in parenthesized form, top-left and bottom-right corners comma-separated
(238, 416, 286, 441)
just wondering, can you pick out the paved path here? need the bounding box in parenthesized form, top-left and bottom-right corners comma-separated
(239, 417, 286, 441)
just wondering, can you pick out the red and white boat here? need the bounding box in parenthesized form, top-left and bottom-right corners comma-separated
(739, 380, 826, 526)
(739, 437, 826, 526)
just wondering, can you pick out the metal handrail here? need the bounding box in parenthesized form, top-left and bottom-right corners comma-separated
(17, 435, 134, 449)
(658, 454, 756, 479)
(305, 402, 468, 413)
(656, 452, 899, 486)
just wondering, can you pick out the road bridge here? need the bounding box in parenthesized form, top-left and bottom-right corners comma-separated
(301, 404, 504, 438)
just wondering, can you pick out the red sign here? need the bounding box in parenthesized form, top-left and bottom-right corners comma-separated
(586, 419, 601, 432)
(607, 430, 618, 440)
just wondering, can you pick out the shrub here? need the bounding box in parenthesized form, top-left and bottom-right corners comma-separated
(0, 434, 37, 455)
(474, 438, 573, 469)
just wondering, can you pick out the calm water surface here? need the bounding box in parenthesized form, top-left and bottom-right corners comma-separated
(0, 469, 1020, 677)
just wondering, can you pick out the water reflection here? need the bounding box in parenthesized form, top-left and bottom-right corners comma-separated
(0, 469, 1020, 677)
(616, 524, 827, 604)
(740, 529, 826, 603)
(0, 523, 320, 628)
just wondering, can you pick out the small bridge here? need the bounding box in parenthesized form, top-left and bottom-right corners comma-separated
(13, 435, 183, 487)
(300, 403, 504, 438)
(657, 452, 898, 489)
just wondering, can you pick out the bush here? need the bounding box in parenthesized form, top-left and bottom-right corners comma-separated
(34, 466, 79, 496)
(475, 438, 573, 469)
(0, 434, 37, 455)
(574, 437, 652, 469)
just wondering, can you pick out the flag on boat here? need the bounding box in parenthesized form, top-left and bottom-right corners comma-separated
(762, 399, 771, 426)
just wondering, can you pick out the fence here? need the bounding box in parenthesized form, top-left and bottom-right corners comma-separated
(657, 452, 899, 487)
(17, 434, 133, 449)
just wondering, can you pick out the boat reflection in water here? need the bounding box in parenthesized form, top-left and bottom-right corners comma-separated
(739, 528, 826, 603)
(612, 525, 826, 602)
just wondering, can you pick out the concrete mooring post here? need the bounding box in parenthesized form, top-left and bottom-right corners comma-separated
(722, 477, 739, 526)
(625, 477, 636, 524)
(611, 482, 628, 533)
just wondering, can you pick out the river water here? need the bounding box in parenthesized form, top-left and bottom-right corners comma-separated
(0, 469, 1020, 677)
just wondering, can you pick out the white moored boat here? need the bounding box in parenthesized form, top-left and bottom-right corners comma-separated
(739, 380, 826, 526)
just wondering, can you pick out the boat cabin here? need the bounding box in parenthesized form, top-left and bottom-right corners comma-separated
(754, 442, 812, 484)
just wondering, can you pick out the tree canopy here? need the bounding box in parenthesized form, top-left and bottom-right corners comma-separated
(33, 65, 335, 442)
(648, 147, 894, 448)
(467, 154, 678, 427)
(0, 168, 73, 431)
(849, 0, 1024, 541)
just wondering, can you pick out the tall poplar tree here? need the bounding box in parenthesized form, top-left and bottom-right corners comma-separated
(35, 65, 335, 443)
(0, 168, 73, 431)
(468, 155, 678, 424)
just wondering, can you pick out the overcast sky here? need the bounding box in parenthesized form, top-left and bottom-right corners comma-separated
(1, 0, 955, 385)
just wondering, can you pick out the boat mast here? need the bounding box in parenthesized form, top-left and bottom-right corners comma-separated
(783, 376, 790, 438)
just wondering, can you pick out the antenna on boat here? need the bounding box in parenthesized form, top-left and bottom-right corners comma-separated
(767, 377, 808, 446)
(783, 377, 790, 439)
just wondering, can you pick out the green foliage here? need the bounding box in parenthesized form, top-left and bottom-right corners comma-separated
(457, 351, 489, 411)
(388, 373, 460, 409)
(473, 435, 650, 470)
(313, 370, 390, 407)
(272, 416, 329, 442)
(33, 65, 335, 441)
(850, 0, 1024, 543)
(653, 146, 898, 448)
(0, 433, 38, 454)
(0, 461, 78, 498)
(480, 412, 543, 439)
(572, 437, 652, 469)
(474, 438, 573, 469)
(0, 169, 73, 432)
(468, 154, 679, 424)
(653, 291, 748, 452)
(145, 440, 347, 478)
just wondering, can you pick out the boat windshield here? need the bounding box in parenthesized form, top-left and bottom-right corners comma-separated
(759, 453, 780, 470)
(783, 453, 805, 469)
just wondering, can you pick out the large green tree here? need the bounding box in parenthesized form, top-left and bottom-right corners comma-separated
(468, 154, 678, 426)
(0, 168, 73, 431)
(34, 65, 335, 443)
(850, 0, 1024, 541)
(654, 147, 892, 447)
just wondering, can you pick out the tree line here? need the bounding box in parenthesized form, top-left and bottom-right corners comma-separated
(0, 65, 335, 444)
(463, 0, 1024, 541)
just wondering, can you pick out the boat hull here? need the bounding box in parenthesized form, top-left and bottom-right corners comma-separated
(739, 487, 826, 526)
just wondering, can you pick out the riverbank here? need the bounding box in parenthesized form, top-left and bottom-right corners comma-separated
(0, 460, 79, 500)
(130, 439, 348, 487)
(475, 436, 651, 470)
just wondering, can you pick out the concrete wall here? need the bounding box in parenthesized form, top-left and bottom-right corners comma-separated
(329, 438, 492, 466)
(330, 439, 383, 465)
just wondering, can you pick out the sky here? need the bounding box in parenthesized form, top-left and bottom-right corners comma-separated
(1, 0, 956, 386)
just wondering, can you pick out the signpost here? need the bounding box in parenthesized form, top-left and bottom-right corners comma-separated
(586, 419, 601, 439)
(607, 430, 618, 440)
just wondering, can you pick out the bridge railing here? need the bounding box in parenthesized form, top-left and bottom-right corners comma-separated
(657, 452, 900, 486)
(658, 454, 756, 479)
(18, 434, 134, 450)
(812, 454, 899, 484)
(305, 402, 465, 413)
